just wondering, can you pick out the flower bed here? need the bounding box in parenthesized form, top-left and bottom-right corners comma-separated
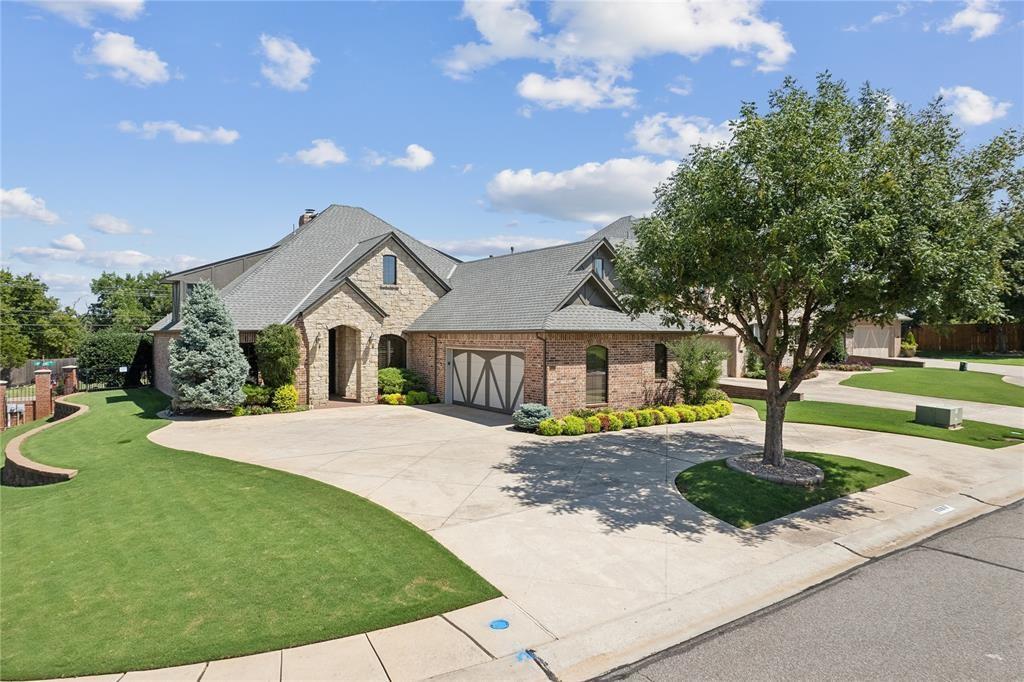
(536, 399, 734, 436)
(231, 383, 307, 416)
(378, 390, 439, 405)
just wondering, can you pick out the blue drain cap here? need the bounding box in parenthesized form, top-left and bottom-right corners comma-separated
(489, 619, 510, 630)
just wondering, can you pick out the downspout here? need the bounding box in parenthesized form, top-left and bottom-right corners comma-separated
(535, 332, 548, 406)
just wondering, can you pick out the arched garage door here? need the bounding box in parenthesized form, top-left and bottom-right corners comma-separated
(449, 349, 525, 413)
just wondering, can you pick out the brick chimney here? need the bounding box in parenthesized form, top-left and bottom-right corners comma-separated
(298, 209, 317, 227)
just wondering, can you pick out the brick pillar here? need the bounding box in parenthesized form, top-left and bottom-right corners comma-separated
(1, 380, 7, 431)
(34, 369, 53, 420)
(62, 365, 79, 394)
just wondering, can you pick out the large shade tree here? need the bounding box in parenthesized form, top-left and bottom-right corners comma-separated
(617, 74, 1022, 468)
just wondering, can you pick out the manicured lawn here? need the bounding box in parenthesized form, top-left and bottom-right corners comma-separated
(0, 390, 499, 680)
(676, 452, 908, 529)
(839, 366, 1024, 407)
(735, 399, 1023, 449)
(919, 351, 1024, 367)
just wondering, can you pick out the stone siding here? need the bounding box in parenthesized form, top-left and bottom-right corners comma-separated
(299, 240, 446, 406)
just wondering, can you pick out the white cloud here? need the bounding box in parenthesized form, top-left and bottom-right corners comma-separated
(52, 233, 86, 251)
(939, 0, 1003, 40)
(667, 75, 693, 96)
(281, 139, 348, 167)
(444, 0, 794, 107)
(428, 234, 569, 259)
(39, 272, 91, 291)
(516, 72, 636, 110)
(12, 245, 197, 270)
(844, 2, 912, 32)
(486, 156, 677, 223)
(389, 144, 435, 171)
(33, 0, 144, 27)
(89, 212, 150, 235)
(77, 31, 170, 86)
(259, 34, 317, 91)
(938, 86, 1011, 125)
(367, 144, 436, 171)
(118, 120, 239, 144)
(630, 113, 731, 158)
(1, 187, 60, 224)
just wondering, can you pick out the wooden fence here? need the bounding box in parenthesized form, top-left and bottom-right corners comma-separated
(4, 358, 77, 386)
(910, 323, 1023, 353)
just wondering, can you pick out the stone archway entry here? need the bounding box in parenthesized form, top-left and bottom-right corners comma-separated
(328, 325, 361, 399)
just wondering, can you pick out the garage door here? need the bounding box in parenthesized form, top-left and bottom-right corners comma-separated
(450, 350, 525, 413)
(851, 324, 894, 358)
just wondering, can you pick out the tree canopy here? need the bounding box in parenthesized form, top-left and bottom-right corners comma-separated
(617, 73, 1022, 467)
(85, 271, 172, 332)
(0, 270, 86, 369)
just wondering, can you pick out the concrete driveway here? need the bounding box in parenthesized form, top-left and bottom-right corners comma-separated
(149, 402, 1023, 643)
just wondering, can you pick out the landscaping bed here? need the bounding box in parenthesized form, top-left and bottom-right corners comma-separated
(735, 398, 1023, 449)
(0, 389, 498, 680)
(676, 452, 908, 528)
(839, 366, 1024, 407)
(528, 398, 734, 436)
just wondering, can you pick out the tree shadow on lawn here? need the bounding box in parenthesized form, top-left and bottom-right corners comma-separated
(494, 427, 884, 547)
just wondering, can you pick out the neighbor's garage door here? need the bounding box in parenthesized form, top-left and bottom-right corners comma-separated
(851, 323, 894, 358)
(450, 349, 525, 413)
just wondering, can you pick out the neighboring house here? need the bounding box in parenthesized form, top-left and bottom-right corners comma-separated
(150, 205, 743, 415)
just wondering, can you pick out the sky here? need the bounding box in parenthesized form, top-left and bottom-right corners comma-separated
(1, 0, 1022, 309)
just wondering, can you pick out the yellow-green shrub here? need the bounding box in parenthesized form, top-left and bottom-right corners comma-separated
(380, 393, 404, 405)
(660, 406, 680, 423)
(636, 410, 655, 427)
(537, 418, 563, 436)
(607, 414, 623, 431)
(618, 411, 638, 429)
(584, 415, 602, 433)
(272, 384, 299, 411)
(563, 415, 587, 435)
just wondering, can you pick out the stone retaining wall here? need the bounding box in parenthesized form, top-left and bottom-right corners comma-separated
(1, 396, 85, 487)
(719, 382, 803, 402)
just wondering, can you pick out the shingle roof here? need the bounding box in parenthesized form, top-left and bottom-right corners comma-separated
(153, 205, 459, 331)
(407, 237, 695, 333)
(585, 216, 636, 243)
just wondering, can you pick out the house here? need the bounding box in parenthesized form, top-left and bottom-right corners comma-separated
(150, 205, 744, 415)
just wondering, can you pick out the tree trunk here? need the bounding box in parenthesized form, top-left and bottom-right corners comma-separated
(763, 397, 787, 467)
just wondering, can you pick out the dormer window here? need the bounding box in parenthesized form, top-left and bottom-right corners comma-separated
(383, 255, 397, 285)
(593, 257, 605, 278)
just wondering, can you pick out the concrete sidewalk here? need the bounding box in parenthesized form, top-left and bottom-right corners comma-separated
(54, 404, 1024, 682)
(723, 368, 1024, 428)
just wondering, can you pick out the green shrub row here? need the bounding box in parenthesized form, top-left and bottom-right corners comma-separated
(232, 383, 302, 416)
(378, 391, 439, 405)
(536, 400, 734, 436)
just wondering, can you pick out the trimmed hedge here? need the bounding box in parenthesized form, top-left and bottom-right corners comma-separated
(78, 330, 151, 388)
(535, 399, 734, 436)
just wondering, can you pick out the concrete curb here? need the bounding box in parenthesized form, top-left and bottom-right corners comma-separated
(437, 482, 1024, 682)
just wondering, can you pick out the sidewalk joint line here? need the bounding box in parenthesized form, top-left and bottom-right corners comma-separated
(365, 634, 392, 682)
(527, 649, 561, 682)
(919, 545, 1024, 574)
(195, 661, 209, 682)
(440, 613, 496, 659)
(958, 492, 1002, 507)
(278, 649, 283, 682)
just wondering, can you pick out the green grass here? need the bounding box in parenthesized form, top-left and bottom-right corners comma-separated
(735, 399, 1023, 449)
(918, 351, 1024, 367)
(839, 366, 1024, 407)
(676, 452, 908, 529)
(0, 390, 499, 680)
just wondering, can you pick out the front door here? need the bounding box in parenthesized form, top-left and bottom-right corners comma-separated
(449, 350, 525, 413)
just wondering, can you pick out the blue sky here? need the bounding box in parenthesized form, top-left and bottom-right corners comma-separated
(2, 0, 1021, 308)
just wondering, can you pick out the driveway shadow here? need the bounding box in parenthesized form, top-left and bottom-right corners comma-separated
(494, 427, 886, 546)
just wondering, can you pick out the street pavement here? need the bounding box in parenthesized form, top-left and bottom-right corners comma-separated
(601, 501, 1024, 682)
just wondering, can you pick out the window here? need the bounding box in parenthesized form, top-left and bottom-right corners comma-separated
(586, 345, 608, 404)
(655, 343, 668, 379)
(378, 334, 406, 369)
(593, 257, 605, 278)
(383, 255, 397, 285)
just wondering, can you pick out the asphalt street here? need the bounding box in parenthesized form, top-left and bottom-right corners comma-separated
(601, 501, 1024, 682)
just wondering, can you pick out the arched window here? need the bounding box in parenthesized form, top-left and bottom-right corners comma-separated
(378, 334, 406, 369)
(586, 345, 608, 405)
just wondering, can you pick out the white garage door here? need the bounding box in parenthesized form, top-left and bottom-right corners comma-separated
(449, 349, 525, 413)
(851, 324, 894, 358)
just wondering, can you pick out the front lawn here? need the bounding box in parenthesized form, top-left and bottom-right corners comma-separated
(676, 452, 908, 528)
(918, 351, 1024, 367)
(839, 366, 1024, 407)
(0, 390, 498, 680)
(735, 399, 1022, 449)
